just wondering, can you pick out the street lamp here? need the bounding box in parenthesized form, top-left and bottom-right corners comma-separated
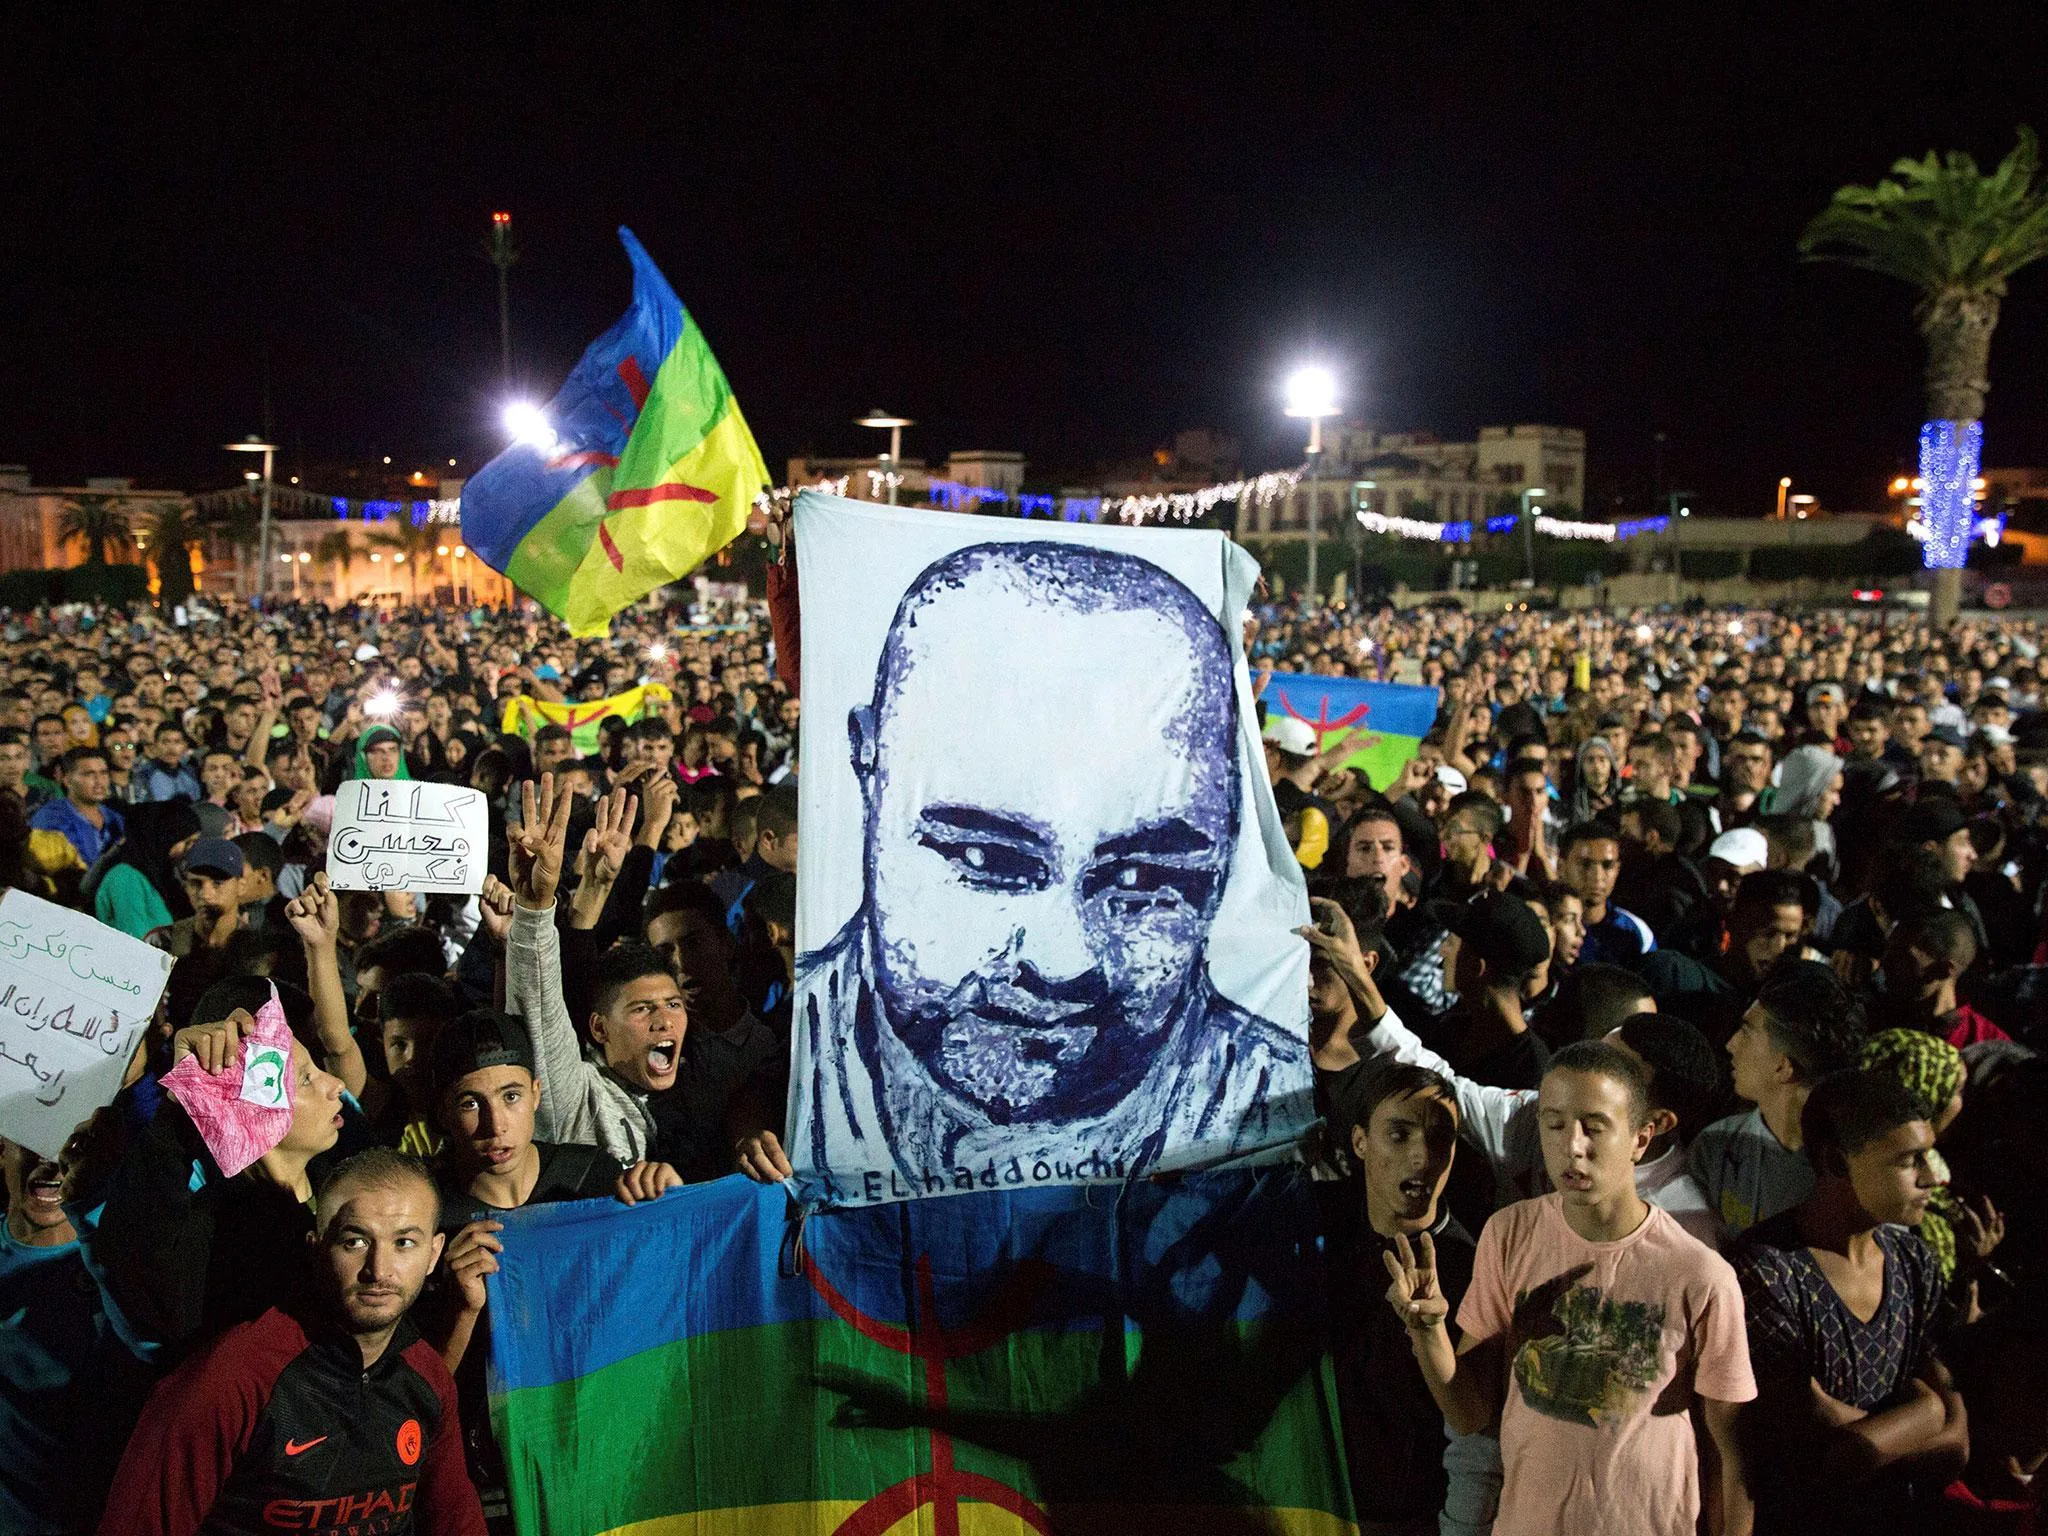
(857, 410, 913, 506)
(1283, 366, 1340, 606)
(1519, 487, 1547, 587)
(1776, 476, 1792, 520)
(224, 435, 278, 602)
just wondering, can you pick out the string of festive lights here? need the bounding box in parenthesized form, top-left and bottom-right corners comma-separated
(1108, 471, 1305, 527)
(1916, 419, 1984, 570)
(1357, 510, 1464, 541)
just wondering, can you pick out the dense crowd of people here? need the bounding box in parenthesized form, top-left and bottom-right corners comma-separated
(0, 554, 2043, 1536)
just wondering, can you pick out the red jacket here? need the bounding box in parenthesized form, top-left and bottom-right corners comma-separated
(99, 1307, 484, 1536)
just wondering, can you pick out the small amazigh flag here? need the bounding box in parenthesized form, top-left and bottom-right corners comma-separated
(461, 228, 770, 636)
(1258, 671, 1441, 792)
(498, 680, 672, 758)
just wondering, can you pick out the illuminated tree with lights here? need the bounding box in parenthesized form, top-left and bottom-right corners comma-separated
(1800, 128, 2048, 626)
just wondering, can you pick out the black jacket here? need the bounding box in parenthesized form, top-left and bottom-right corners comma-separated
(99, 1306, 485, 1536)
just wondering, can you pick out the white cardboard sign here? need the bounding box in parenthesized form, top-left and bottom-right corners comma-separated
(328, 780, 488, 894)
(0, 889, 174, 1159)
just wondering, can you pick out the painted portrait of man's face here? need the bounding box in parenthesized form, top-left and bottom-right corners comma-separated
(854, 545, 1239, 1127)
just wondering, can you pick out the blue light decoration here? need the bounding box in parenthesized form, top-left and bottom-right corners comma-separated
(1440, 520, 1473, 543)
(1917, 419, 1983, 570)
(1485, 514, 1520, 534)
(1061, 497, 1102, 523)
(332, 498, 350, 519)
(1018, 493, 1056, 518)
(927, 478, 1009, 512)
(1615, 516, 1671, 540)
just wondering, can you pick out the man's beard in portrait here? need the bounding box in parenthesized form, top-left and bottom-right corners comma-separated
(873, 946, 1195, 1127)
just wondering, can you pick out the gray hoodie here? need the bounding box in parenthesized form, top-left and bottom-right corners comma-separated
(510, 903, 654, 1166)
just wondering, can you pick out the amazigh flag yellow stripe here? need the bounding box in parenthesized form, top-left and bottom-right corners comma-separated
(500, 682, 673, 757)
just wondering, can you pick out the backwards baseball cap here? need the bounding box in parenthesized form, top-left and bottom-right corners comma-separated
(182, 836, 245, 879)
(1446, 892, 1551, 978)
(1706, 826, 1769, 872)
(1904, 798, 1969, 846)
(427, 1009, 537, 1103)
(1925, 724, 1967, 749)
(1806, 682, 1846, 706)
(1263, 716, 1318, 758)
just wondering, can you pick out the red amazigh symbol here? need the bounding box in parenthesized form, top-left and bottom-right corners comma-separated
(804, 1250, 1058, 1536)
(597, 522, 627, 573)
(1277, 693, 1384, 753)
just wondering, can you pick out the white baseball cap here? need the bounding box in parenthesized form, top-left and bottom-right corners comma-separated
(1263, 716, 1318, 757)
(1707, 826, 1769, 872)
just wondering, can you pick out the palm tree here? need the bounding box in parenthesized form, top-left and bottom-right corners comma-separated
(1800, 127, 2048, 625)
(137, 499, 203, 610)
(57, 494, 134, 569)
(367, 513, 441, 605)
(314, 530, 356, 599)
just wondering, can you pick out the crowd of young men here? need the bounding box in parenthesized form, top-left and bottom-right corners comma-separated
(0, 577, 2042, 1536)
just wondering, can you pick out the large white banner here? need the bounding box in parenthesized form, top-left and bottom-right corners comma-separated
(0, 889, 174, 1159)
(787, 493, 1313, 1206)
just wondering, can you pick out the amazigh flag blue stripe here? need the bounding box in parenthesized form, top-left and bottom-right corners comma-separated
(1259, 671, 1441, 791)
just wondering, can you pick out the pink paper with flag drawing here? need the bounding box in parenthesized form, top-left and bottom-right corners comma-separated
(160, 985, 298, 1177)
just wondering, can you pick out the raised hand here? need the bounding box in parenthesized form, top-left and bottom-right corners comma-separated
(284, 871, 342, 952)
(579, 786, 639, 886)
(1958, 1194, 2006, 1260)
(1298, 897, 1381, 1004)
(477, 875, 515, 945)
(170, 1008, 257, 1075)
(441, 1220, 504, 1315)
(508, 772, 574, 910)
(1382, 1231, 1449, 1333)
(636, 773, 678, 849)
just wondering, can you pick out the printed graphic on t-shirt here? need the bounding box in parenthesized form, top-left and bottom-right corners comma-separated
(1510, 1264, 1667, 1427)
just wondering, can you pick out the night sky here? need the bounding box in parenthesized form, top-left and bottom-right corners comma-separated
(6, 4, 2047, 517)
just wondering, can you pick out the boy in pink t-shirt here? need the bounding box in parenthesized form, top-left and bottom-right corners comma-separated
(1385, 1040, 1757, 1536)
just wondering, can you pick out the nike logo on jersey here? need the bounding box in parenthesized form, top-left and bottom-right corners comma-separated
(284, 1435, 328, 1456)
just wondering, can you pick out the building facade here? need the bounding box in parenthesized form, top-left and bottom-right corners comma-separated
(1237, 424, 1586, 539)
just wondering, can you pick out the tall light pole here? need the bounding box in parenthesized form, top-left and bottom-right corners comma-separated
(1284, 366, 1340, 607)
(488, 212, 517, 385)
(1776, 475, 1792, 520)
(1520, 486, 1547, 587)
(225, 435, 278, 603)
(857, 410, 913, 505)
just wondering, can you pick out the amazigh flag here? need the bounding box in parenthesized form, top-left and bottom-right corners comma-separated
(1258, 671, 1440, 792)
(499, 681, 673, 758)
(488, 1172, 1355, 1536)
(462, 229, 770, 636)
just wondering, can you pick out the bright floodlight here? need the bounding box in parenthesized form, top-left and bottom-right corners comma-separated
(502, 400, 556, 450)
(365, 690, 400, 719)
(1283, 365, 1340, 420)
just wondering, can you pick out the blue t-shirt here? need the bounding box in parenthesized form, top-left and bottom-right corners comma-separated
(0, 1224, 128, 1533)
(1579, 902, 1656, 967)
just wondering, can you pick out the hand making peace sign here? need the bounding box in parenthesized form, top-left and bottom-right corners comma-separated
(1382, 1230, 1450, 1334)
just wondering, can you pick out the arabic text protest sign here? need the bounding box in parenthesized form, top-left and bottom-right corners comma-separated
(0, 889, 174, 1158)
(328, 780, 488, 895)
